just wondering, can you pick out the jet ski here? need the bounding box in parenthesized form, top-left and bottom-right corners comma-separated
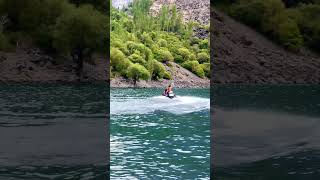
(167, 91, 176, 99)
(163, 91, 176, 99)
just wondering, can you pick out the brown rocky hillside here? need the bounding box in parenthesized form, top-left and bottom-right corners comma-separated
(211, 9, 320, 84)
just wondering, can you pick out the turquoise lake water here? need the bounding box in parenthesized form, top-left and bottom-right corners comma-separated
(2, 83, 318, 179)
(110, 88, 210, 179)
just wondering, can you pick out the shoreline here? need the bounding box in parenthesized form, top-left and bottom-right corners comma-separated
(110, 61, 210, 88)
(110, 77, 210, 88)
(0, 80, 210, 88)
(0, 78, 210, 88)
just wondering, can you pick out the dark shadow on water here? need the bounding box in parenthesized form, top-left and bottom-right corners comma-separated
(212, 85, 320, 179)
(213, 85, 320, 117)
(213, 150, 320, 180)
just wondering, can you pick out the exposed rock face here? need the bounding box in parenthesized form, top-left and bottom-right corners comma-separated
(151, 0, 210, 25)
(150, 0, 176, 17)
(150, 0, 210, 39)
(211, 9, 320, 84)
(175, 0, 210, 25)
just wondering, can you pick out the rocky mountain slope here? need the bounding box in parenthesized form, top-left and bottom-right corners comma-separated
(151, 0, 210, 25)
(0, 48, 108, 83)
(211, 9, 320, 84)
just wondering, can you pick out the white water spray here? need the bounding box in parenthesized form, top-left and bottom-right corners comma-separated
(111, 96, 209, 115)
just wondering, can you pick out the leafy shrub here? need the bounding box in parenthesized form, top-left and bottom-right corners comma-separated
(199, 39, 209, 49)
(53, 4, 107, 56)
(297, 4, 320, 51)
(200, 63, 210, 78)
(157, 39, 168, 47)
(152, 60, 166, 79)
(144, 47, 153, 61)
(110, 48, 131, 74)
(276, 19, 303, 51)
(182, 60, 205, 78)
(127, 32, 138, 42)
(260, 0, 303, 51)
(194, 66, 205, 78)
(189, 53, 197, 61)
(190, 37, 201, 45)
(260, 0, 286, 33)
(230, 0, 266, 28)
(191, 44, 200, 53)
(154, 49, 174, 62)
(126, 41, 145, 54)
(121, 18, 134, 32)
(128, 52, 147, 66)
(227, 0, 311, 51)
(127, 63, 150, 83)
(176, 48, 191, 63)
(163, 71, 172, 80)
(40, 0, 73, 26)
(111, 38, 128, 54)
(140, 32, 153, 47)
(197, 52, 210, 63)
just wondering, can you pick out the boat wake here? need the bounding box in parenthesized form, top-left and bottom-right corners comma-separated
(111, 96, 209, 115)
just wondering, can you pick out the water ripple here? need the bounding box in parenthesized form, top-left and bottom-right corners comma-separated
(111, 88, 210, 179)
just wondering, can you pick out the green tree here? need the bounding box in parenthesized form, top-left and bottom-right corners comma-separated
(155, 49, 174, 63)
(53, 5, 107, 80)
(176, 48, 191, 63)
(200, 63, 210, 78)
(182, 60, 205, 78)
(132, 0, 153, 32)
(276, 18, 303, 51)
(158, 39, 168, 47)
(110, 48, 132, 75)
(0, 0, 38, 30)
(34, 0, 73, 50)
(128, 52, 147, 66)
(127, 63, 151, 86)
(297, 4, 320, 51)
(230, 0, 266, 28)
(197, 52, 210, 63)
(152, 60, 168, 80)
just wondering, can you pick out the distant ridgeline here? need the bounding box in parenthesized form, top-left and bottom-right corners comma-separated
(0, 0, 108, 78)
(111, 0, 210, 84)
(213, 0, 320, 52)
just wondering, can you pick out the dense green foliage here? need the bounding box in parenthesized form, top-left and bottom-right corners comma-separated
(0, 0, 108, 78)
(214, 0, 320, 52)
(111, 0, 210, 82)
(127, 63, 150, 85)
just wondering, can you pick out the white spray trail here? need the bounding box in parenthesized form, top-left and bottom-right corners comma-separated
(111, 96, 210, 115)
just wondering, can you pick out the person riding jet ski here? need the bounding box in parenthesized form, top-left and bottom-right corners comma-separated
(162, 83, 175, 99)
